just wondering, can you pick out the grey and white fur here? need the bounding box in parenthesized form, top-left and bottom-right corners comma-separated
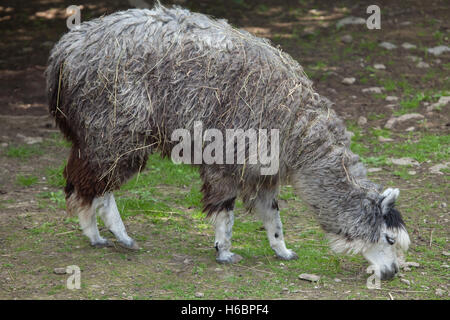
(46, 4, 410, 280)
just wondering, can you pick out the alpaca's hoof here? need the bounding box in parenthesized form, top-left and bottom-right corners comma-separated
(91, 239, 114, 248)
(118, 239, 140, 251)
(216, 253, 243, 264)
(276, 249, 298, 261)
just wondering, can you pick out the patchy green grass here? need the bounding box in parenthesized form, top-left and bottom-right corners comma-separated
(16, 174, 39, 187)
(4, 144, 44, 160)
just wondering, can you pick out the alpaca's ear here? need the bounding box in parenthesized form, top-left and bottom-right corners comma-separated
(380, 188, 400, 214)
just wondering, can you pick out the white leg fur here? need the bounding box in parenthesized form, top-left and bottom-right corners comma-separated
(67, 193, 111, 247)
(256, 200, 298, 260)
(213, 210, 242, 263)
(97, 193, 139, 250)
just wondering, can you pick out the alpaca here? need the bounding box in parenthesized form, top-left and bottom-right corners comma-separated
(46, 4, 410, 280)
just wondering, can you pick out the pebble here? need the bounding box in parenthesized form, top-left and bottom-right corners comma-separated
(341, 34, 353, 43)
(214, 267, 223, 272)
(435, 288, 445, 296)
(417, 61, 430, 68)
(442, 251, 450, 256)
(336, 16, 366, 28)
(384, 113, 424, 129)
(408, 170, 416, 175)
(403, 262, 420, 268)
(53, 267, 66, 275)
(405, 126, 415, 132)
(298, 273, 321, 282)
(374, 63, 386, 70)
(427, 96, 450, 111)
(427, 45, 450, 56)
(334, 278, 342, 283)
(368, 168, 382, 173)
(378, 136, 394, 142)
(441, 264, 449, 268)
(342, 77, 356, 85)
(429, 162, 450, 175)
(401, 42, 416, 50)
(357, 116, 367, 126)
(362, 87, 384, 94)
(385, 96, 398, 102)
(194, 292, 204, 298)
(384, 104, 397, 110)
(389, 157, 419, 166)
(407, 55, 422, 62)
(379, 42, 397, 50)
(0, 142, 7, 148)
(400, 279, 410, 286)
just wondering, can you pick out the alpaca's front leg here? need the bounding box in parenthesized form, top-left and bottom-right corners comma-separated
(257, 199, 298, 260)
(97, 193, 140, 250)
(213, 210, 243, 264)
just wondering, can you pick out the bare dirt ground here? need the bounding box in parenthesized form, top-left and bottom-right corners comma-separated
(0, 0, 449, 300)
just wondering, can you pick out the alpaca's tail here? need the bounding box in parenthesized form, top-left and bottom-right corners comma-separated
(45, 48, 78, 145)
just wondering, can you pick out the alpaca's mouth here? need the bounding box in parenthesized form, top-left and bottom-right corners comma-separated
(380, 262, 399, 280)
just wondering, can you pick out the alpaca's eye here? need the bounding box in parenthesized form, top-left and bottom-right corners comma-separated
(385, 235, 395, 245)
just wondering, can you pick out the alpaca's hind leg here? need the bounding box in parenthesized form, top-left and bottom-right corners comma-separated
(255, 197, 298, 260)
(213, 210, 243, 264)
(67, 193, 112, 247)
(97, 193, 140, 250)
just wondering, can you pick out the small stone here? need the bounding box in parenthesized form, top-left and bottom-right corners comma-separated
(342, 77, 356, 85)
(384, 104, 397, 110)
(403, 267, 411, 272)
(374, 63, 386, 70)
(194, 292, 204, 298)
(389, 157, 419, 166)
(406, 55, 421, 62)
(399, 21, 412, 26)
(405, 126, 415, 132)
(440, 202, 447, 209)
(183, 258, 190, 264)
(408, 170, 416, 175)
(400, 279, 410, 286)
(378, 136, 394, 142)
(434, 59, 441, 64)
(384, 113, 424, 129)
(385, 96, 398, 102)
(401, 42, 416, 50)
(282, 287, 289, 292)
(362, 87, 384, 94)
(435, 288, 445, 296)
(336, 16, 366, 28)
(417, 61, 430, 68)
(379, 42, 397, 50)
(427, 96, 450, 111)
(357, 116, 367, 126)
(441, 264, 449, 268)
(429, 162, 450, 175)
(341, 34, 353, 43)
(368, 168, 382, 173)
(334, 278, 342, 282)
(53, 267, 66, 275)
(214, 267, 223, 272)
(299, 273, 321, 282)
(279, 262, 285, 267)
(0, 142, 7, 148)
(403, 262, 420, 268)
(427, 45, 450, 56)
(442, 251, 450, 256)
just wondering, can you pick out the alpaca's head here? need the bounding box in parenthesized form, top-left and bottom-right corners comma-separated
(362, 188, 410, 280)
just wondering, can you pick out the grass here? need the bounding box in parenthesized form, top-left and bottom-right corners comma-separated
(4, 144, 44, 160)
(16, 174, 39, 187)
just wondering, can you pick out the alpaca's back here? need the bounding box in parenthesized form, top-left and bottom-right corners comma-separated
(46, 5, 318, 185)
